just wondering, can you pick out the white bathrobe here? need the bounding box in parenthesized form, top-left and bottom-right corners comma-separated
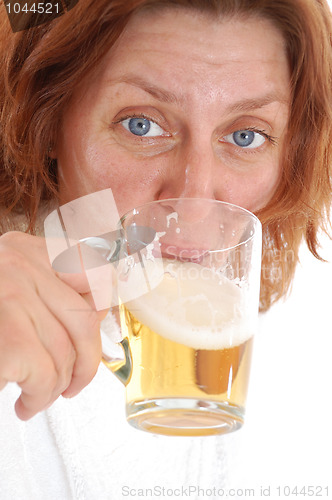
(0, 237, 331, 499)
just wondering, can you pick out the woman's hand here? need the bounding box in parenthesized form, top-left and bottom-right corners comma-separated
(0, 231, 103, 420)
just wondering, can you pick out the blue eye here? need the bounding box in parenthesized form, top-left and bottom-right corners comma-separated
(128, 117, 150, 136)
(223, 130, 266, 149)
(233, 130, 255, 147)
(121, 117, 165, 137)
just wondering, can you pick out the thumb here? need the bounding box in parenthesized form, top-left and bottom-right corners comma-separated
(80, 292, 110, 322)
(54, 243, 116, 311)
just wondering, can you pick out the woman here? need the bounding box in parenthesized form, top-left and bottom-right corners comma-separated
(0, 0, 331, 497)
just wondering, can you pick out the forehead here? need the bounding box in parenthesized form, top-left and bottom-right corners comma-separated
(117, 7, 286, 62)
(75, 7, 290, 108)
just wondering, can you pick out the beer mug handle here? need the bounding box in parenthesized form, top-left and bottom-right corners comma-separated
(100, 312, 132, 385)
(101, 335, 133, 386)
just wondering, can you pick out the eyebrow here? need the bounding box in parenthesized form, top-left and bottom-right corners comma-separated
(228, 93, 290, 112)
(110, 75, 289, 111)
(112, 75, 181, 104)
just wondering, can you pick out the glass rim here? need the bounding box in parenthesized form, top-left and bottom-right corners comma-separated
(119, 198, 262, 252)
(120, 197, 260, 223)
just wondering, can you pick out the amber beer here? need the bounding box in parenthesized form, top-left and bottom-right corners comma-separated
(119, 258, 255, 436)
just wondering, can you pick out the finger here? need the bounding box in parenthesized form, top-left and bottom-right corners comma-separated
(53, 241, 115, 296)
(54, 270, 92, 295)
(34, 275, 102, 397)
(1, 231, 114, 309)
(0, 304, 58, 420)
(81, 292, 109, 321)
(56, 261, 116, 312)
(25, 296, 78, 397)
(0, 232, 91, 294)
(0, 263, 77, 398)
(60, 305, 102, 398)
(60, 293, 108, 398)
(14, 355, 58, 421)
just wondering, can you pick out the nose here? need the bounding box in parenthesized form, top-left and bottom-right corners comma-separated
(157, 137, 218, 201)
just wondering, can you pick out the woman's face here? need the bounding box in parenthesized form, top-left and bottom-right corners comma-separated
(56, 8, 290, 217)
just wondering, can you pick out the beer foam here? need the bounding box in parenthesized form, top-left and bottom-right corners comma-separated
(125, 259, 255, 350)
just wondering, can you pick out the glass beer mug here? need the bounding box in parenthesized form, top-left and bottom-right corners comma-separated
(45, 195, 262, 437)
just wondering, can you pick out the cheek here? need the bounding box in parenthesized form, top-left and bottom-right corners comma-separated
(58, 137, 166, 215)
(222, 161, 282, 212)
(247, 176, 279, 211)
(102, 156, 167, 216)
(248, 169, 281, 211)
